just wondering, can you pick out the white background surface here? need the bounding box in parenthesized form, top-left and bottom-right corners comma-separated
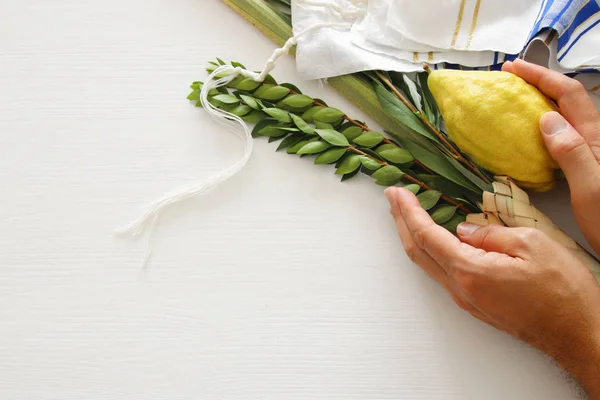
(0, 1, 598, 399)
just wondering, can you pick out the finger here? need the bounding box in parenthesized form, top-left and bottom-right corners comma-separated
(501, 61, 514, 73)
(511, 59, 600, 154)
(390, 187, 468, 273)
(540, 111, 600, 194)
(387, 190, 450, 285)
(457, 223, 537, 259)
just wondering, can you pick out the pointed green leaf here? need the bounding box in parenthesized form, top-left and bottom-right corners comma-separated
(287, 137, 318, 154)
(269, 135, 287, 143)
(315, 129, 349, 146)
(277, 127, 300, 132)
(229, 104, 252, 117)
(251, 118, 275, 138)
(263, 74, 277, 85)
(352, 131, 384, 147)
(216, 58, 226, 65)
(359, 156, 383, 171)
(389, 134, 482, 194)
(403, 184, 421, 194)
(375, 144, 396, 154)
(374, 80, 437, 142)
(371, 165, 404, 182)
(442, 213, 467, 233)
(379, 147, 414, 164)
(312, 107, 345, 123)
(402, 74, 422, 111)
(359, 148, 383, 160)
(258, 124, 286, 137)
(335, 154, 362, 174)
(208, 98, 222, 108)
(315, 148, 347, 164)
(341, 168, 361, 182)
(187, 90, 200, 101)
(262, 108, 291, 123)
(241, 110, 264, 123)
(375, 178, 402, 186)
(341, 126, 364, 141)
(417, 71, 441, 128)
(231, 61, 246, 69)
(290, 114, 315, 134)
(301, 106, 323, 123)
(240, 94, 259, 110)
(417, 190, 442, 210)
(227, 75, 245, 88)
(252, 84, 274, 98)
(297, 141, 330, 155)
(314, 121, 334, 130)
(281, 83, 303, 94)
(431, 206, 458, 225)
(236, 78, 262, 92)
(276, 134, 304, 151)
(444, 154, 493, 193)
(212, 94, 239, 105)
(280, 94, 314, 109)
(257, 86, 290, 101)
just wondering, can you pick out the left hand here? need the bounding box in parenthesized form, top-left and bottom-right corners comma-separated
(384, 186, 600, 395)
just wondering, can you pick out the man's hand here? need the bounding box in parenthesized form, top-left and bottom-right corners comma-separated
(385, 186, 600, 398)
(503, 59, 600, 255)
(386, 59, 600, 397)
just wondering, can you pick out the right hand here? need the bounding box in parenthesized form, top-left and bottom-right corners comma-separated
(503, 59, 600, 255)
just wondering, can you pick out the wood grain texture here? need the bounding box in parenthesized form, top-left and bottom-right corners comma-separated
(0, 0, 591, 399)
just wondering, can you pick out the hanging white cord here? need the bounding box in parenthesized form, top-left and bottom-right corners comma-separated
(115, 22, 348, 266)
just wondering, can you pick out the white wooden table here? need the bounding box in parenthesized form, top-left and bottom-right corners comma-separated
(0, 1, 596, 398)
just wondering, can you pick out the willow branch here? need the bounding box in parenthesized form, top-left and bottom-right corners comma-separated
(375, 72, 492, 184)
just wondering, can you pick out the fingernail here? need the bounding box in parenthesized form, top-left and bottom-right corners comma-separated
(540, 112, 569, 136)
(456, 223, 481, 236)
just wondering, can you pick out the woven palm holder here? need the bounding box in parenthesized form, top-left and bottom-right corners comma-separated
(467, 177, 600, 283)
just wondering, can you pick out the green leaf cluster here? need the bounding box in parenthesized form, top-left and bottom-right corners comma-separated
(189, 59, 480, 231)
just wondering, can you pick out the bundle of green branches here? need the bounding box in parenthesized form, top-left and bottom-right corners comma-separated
(190, 0, 498, 231)
(188, 56, 494, 232)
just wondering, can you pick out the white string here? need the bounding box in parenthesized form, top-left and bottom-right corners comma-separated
(115, 21, 349, 267)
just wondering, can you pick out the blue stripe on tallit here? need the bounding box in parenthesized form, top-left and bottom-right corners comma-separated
(558, 17, 600, 61)
(558, 1, 599, 46)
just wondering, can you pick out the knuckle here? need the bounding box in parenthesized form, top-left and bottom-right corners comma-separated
(477, 225, 498, 247)
(403, 241, 418, 262)
(412, 227, 429, 250)
(552, 134, 587, 158)
(559, 78, 586, 97)
(516, 228, 544, 247)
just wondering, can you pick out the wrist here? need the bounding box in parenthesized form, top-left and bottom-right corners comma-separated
(554, 320, 600, 399)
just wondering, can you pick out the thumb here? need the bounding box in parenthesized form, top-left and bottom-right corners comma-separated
(456, 223, 531, 258)
(540, 111, 600, 193)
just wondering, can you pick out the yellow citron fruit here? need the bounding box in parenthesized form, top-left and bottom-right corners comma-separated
(428, 69, 559, 192)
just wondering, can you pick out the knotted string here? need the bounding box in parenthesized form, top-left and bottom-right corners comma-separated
(116, 22, 348, 267)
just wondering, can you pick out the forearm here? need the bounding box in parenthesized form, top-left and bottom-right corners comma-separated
(556, 326, 600, 399)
